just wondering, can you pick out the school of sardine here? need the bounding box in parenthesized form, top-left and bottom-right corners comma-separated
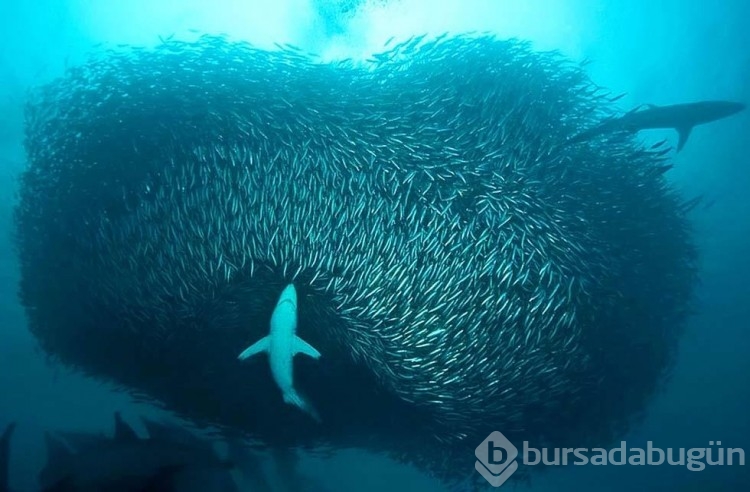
(15, 34, 697, 487)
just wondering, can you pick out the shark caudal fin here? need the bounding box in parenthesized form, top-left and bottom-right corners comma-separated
(237, 336, 270, 360)
(283, 389, 321, 423)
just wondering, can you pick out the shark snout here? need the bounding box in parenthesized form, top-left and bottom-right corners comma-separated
(278, 283, 298, 309)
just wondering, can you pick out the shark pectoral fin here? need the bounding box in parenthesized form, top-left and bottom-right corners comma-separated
(238, 336, 270, 360)
(676, 126, 693, 152)
(293, 337, 321, 359)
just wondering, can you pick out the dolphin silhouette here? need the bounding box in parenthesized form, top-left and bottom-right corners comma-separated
(574, 100, 745, 152)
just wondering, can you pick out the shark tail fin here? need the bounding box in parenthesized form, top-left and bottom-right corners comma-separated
(283, 389, 321, 423)
(676, 126, 693, 152)
(238, 336, 270, 360)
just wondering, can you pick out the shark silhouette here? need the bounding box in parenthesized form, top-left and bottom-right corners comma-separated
(1, 414, 239, 492)
(573, 100, 745, 151)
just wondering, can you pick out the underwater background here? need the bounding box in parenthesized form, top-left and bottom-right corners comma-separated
(0, 0, 748, 490)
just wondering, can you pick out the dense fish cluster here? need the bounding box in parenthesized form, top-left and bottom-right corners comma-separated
(16, 34, 696, 486)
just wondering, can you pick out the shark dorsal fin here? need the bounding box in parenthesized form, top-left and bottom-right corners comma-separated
(676, 126, 693, 152)
(0, 423, 14, 448)
(114, 412, 139, 442)
(44, 433, 74, 471)
(1, 423, 16, 492)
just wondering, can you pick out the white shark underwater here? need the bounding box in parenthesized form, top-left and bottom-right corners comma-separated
(238, 284, 322, 422)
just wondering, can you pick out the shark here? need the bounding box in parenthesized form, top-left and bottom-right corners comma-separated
(38, 413, 237, 492)
(2, 413, 303, 492)
(237, 283, 322, 422)
(573, 100, 746, 152)
(0, 415, 235, 492)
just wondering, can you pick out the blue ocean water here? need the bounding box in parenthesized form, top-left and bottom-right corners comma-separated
(0, 1, 748, 491)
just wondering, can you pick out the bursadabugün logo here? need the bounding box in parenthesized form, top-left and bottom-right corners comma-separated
(476, 431, 745, 487)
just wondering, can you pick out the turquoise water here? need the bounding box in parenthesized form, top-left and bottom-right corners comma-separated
(1, 1, 748, 490)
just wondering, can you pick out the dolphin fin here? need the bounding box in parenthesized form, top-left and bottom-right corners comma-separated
(676, 126, 693, 152)
(283, 389, 321, 423)
(293, 337, 320, 359)
(238, 336, 270, 360)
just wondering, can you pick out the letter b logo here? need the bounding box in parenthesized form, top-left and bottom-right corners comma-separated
(475, 431, 519, 487)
